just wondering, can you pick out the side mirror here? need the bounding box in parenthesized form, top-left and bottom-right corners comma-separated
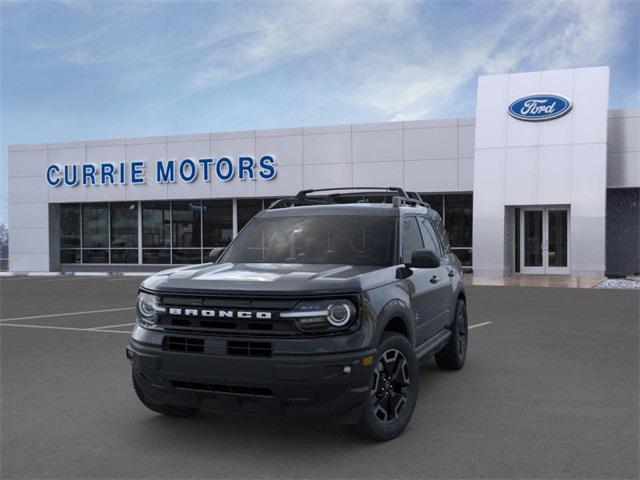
(208, 247, 225, 262)
(407, 249, 441, 269)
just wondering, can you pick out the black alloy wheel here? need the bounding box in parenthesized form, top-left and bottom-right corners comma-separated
(351, 332, 419, 441)
(371, 348, 411, 423)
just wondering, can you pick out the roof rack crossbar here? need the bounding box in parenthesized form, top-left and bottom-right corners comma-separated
(267, 187, 431, 210)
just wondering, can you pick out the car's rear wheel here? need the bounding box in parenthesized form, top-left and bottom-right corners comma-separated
(132, 371, 200, 418)
(435, 298, 468, 370)
(351, 333, 419, 441)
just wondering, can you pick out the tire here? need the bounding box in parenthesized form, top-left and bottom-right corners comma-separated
(132, 371, 200, 418)
(435, 299, 468, 370)
(351, 333, 420, 441)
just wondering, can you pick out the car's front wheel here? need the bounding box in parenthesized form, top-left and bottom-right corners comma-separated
(351, 333, 419, 441)
(132, 371, 200, 418)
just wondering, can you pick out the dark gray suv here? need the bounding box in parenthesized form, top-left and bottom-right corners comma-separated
(127, 187, 468, 441)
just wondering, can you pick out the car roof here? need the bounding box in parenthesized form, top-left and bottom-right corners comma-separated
(259, 202, 436, 218)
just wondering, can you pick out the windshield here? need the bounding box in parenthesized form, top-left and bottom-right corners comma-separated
(220, 215, 396, 266)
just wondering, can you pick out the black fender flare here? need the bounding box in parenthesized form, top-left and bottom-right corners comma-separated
(372, 298, 415, 347)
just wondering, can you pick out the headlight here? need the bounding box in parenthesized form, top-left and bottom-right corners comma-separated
(282, 299, 356, 333)
(136, 292, 164, 327)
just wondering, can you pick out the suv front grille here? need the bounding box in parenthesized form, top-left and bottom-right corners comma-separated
(157, 295, 299, 337)
(170, 380, 274, 398)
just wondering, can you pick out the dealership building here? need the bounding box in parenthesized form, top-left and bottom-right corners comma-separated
(7, 66, 640, 277)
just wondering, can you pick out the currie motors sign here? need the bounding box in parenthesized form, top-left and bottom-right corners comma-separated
(508, 94, 572, 121)
(46, 155, 277, 187)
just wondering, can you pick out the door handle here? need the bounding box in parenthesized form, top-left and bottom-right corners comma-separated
(448, 269, 456, 277)
(430, 275, 440, 284)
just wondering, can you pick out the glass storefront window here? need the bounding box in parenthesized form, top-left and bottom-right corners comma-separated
(82, 249, 109, 263)
(172, 249, 202, 264)
(143, 249, 170, 264)
(142, 202, 171, 248)
(203, 200, 233, 248)
(452, 248, 472, 267)
(60, 204, 81, 248)
(444, 194, 473, 248)
(57, 194, 474, 268)
(82, 204, 109, 248)
(111, 203, 138, 248)
(60, 249, 81, 264)
(111, 249, 138, 264)
(172, 201, 202, 248)
(237, 199, 263, 231)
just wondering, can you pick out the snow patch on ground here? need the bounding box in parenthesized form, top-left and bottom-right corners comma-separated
(593, 278, 640, 289)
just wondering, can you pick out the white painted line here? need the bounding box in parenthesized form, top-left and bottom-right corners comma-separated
(0, 272, 16, 277)
(27, 272, 61, 277)
(469, 321, 492, 330)
(0, 307, 135, 323)
(89, 322, 136, 330)
(0, 323, 131, 334)
(121, 272, 155, 277)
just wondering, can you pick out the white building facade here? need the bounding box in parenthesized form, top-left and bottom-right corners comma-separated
(8, 66, 640, 276)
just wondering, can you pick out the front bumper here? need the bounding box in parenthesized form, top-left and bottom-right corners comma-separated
(127, 327, 376, 423)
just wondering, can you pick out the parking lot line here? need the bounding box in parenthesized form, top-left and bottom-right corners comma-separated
(89, 322, 136, 330)
(0, 307, 135, 323)
(469, 321, 492, 329)
(0, 323, 131, 334)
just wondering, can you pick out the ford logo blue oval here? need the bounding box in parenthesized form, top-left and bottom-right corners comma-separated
(508, 94, 572, 121)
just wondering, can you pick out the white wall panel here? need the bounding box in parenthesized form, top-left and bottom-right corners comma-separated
(404, 126, 457, 160)
(404, 159, 457, 192)
(9, 202, 48, 229)
(475, 74, 509, 148)
(9, 253, 50, 272)
(538, 145, 572, 204)
(504, 147, 538, 205)
(256, 135, 302, 166)
(303, 132, 351, 165)
(11, 176, 48, 203)
(572, 67, 609, 144)
(352, 129, 403, 163)
(458, 157, 474, 191)
(8, 147, 48, 178)
(458, 125, 475, 158)
(539, 69, 574, 146)
(8, 227, 49, 253)
(303, 163, 352, 189)
(353, 161, 403, 187)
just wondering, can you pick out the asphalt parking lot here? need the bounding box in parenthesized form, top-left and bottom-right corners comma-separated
(1, 276, 638, 479)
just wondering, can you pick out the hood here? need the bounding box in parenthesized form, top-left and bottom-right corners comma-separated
(141, 262, 397, 296)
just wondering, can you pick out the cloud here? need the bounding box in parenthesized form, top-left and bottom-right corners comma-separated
(344, 0, 626, 121)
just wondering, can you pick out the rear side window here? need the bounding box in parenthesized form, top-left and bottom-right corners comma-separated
(402, 217, 424, 263)
(419, 217, 442, 256)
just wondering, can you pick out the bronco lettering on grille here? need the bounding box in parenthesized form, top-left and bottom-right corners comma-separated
(168, 308, 272, 320)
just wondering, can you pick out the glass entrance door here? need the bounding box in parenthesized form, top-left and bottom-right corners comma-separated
(519, 208, 569, 274)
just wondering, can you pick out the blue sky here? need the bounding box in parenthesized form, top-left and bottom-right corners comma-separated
(1, 0, 638, 225)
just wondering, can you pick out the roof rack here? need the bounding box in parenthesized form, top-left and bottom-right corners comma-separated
(267, 187, 431, 210)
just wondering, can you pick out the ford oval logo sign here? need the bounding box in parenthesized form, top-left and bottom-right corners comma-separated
(508, 94, 572, 121)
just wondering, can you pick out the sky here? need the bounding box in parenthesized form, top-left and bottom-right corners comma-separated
(1, 0, 638, 225)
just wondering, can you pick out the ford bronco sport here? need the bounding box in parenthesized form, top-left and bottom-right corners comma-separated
(127, 187, 468, 441)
